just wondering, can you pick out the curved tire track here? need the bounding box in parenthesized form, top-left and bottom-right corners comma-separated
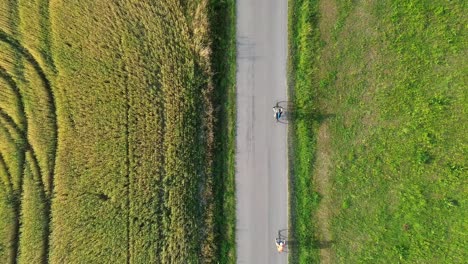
(0, 29, 57, 264)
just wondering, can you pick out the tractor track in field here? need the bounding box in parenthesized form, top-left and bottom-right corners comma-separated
(0, 28, 57, 264)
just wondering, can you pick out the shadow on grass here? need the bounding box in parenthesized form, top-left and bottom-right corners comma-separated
(286, 239, 334, 249)
(273, 100, 335, 125)
(290, 110, 335, 123)
(278, 110, 335, 125)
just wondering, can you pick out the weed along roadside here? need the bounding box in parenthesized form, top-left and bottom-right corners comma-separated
(0, 1, 236, 263)
(289, 0, 467, 263)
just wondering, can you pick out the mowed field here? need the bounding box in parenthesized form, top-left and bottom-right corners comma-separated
(0, 0, 236, 263)
(289, 0, 466, 263)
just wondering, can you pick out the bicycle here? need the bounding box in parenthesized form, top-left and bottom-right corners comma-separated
(273, 105, 284, 122)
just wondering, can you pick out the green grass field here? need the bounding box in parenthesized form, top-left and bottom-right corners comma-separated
(0, 0, 235, 263)
(289, 0, 467, 263)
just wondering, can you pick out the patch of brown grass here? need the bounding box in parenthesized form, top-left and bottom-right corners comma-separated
(313, 122, 334, 264)
(318, 0, 337, 43)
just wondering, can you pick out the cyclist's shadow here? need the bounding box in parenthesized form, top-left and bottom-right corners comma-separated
(277, 229, 334, 251)
(286, 239, 335, 250)
(274, 102, 335, 124)
(291, 110, 335, 123)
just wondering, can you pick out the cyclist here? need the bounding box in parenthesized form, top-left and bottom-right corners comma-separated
(273, 106, 284, 121)
(275, 238, 286, 253)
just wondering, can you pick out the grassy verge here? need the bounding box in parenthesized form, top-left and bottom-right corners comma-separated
(288, 0, 321, 263)
(290, 0, 467, 263)
(209, 0, 237, 262)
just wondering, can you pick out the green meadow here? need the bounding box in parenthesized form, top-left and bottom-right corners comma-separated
(289, 0, 467, 263)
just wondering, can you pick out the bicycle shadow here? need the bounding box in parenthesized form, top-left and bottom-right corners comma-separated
(276, 111, 334, 125)
(273, 101, 335, 124)
(286, 239, 334, 249)
(290, 110, 335, 123)
(276, 229, 334, 254)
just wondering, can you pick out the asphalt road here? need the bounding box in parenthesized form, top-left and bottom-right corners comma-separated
(236, 0, 288, 263)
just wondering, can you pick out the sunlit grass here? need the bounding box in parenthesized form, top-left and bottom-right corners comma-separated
(290, 0, 467, 262)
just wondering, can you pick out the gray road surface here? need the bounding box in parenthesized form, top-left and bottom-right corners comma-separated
(236, 0, 288, 263)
